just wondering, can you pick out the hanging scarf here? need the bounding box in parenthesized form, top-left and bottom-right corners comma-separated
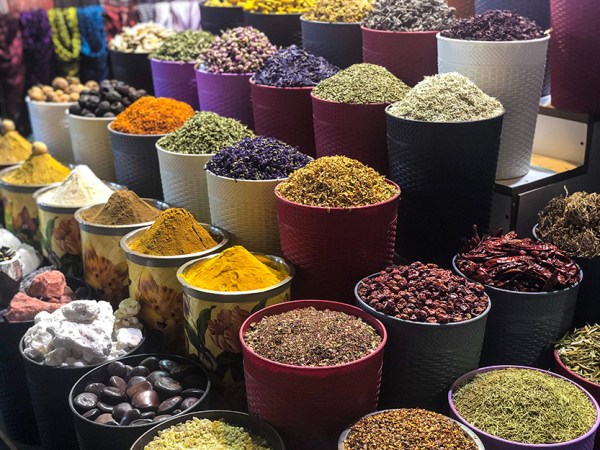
(104, 3, 139, 42)
(20, 9, 53, 86)
(0, 12, 26, 129)
(48, 7, 80, 76)
(78, 5, 109, 81)
(137, 3, 156, 23)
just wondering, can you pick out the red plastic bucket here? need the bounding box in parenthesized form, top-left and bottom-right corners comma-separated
(240, 299, 387, 450)
(361, 27, 438, 87)
(250, 79, 315, 156)
(311, 94, 389, 174)
(275, 181, 400, 302)
(150, 59, 199, 110)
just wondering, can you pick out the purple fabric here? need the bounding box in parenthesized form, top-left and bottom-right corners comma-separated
(20, 9, 53, 86)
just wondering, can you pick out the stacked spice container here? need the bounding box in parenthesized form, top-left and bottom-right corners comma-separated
(242, 0, 309, 46)
(199, 0, 245, 34)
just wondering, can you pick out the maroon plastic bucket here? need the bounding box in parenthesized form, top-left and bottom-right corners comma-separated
(550, 0, 600, 114)
(300, 18, 362, 69)
(311, 94, 389, 174)
(196, 69, 254, 128)
(275, 181, 400, 302)
(240, 299, 387, 450)
(150, 59, 199, 110)
(199, 4, 244, 34)
(449, 365, 600, 450)
(243, 11, 302, 47)
(250, 79, 315, 156)
(362, 27, 438, 87)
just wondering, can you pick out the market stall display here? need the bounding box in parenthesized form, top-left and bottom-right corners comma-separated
(199, 0, 245, 34)
(243, 0, 311, 46)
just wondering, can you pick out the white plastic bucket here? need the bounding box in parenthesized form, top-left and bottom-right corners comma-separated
(68, 114, 116, 181)
(26, 97, 75, 164)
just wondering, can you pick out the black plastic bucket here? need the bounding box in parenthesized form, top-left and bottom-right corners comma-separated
(300, 18, 361, 69)
(200, 4, 244, 33)
(244, 11, 302, 47)
(109, 50, 154, 95)
(387, 110, 504, 266)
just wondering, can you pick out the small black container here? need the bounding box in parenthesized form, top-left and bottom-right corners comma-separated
(109, 50, 154, 95)
(69, 353, 211, 450)
(200, 3, 245, 33)
(244, 11, 302, 47)
(300, 18, 362, 69)
(130, 410, 286, 450)
(387, 110, 504, 266)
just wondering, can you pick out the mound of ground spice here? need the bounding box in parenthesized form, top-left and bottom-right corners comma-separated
(111, 97, 194, 135)
(82, 190, 162, 226)
(1, 142, 70, 185)
(129, 208, 217, 256)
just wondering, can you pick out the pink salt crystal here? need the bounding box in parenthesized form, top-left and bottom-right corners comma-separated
(6, 292, 63, 322)
(28, 271, 67, 298)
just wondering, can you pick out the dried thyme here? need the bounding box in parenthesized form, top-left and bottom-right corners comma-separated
(150, 30, 215, 62)
(304, 0, 373, 23)
(452, 368, 597, 444)
(276, 156, 397, 208)
(557, 325, 600, 384)
(388, 73, 504, 122)
(244, 307, 381, 366)
(363, 0, 455, 32)
(312, 63, 409, 104)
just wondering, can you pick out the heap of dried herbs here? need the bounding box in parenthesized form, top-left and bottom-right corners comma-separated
(441, 10, 544, 41)
(557, 325, 600, 384)
(363, 0, 455, 32)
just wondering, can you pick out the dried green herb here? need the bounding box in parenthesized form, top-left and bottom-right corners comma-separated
(364, 0, 455, 32)
(312, 63, 409, 104)
(388, 73, 504, 122)
(276, 156, 397, 208)
(150, 30, 215, 62)
(538, 191, 600, 258)
(157, 112, 254, 155)
(453, 368, 597, 444)
(557, 325, 600, 384)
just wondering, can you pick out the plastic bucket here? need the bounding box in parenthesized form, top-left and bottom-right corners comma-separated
(25, 97, 75, 164)
(447, 0, 475, 18)
(75, 199, 169, 308)
(109, 123, 165, 199)
(130, 410, 285, 450)
(68, 114, 116, 182)
(109, 50, 154, 95)
(437, 34, 550, 179)
(355, 276, 491, 413)
(275, 181, 400, 302)
(199, 4, 244, 33)
(240, 300, 387, 450)
(156, 144, 212, 222)
(387, 111, 504, 265)
(195, 70, 254, 128)
(243, 11, 302, 47)
(250, 79, 315, 157)
(121, 225, 229, 354)
(150, 59, 199, 110)
(206, 170, 282, 255)
(449, 366, 600, 450)
(69, 353, 211, 450)
(301, 18, 361, 69)
(20, 334, 145, 450)
(362, 27, 438, 87)
(312, 94, 389, 174)
(453, 256, 581, 368)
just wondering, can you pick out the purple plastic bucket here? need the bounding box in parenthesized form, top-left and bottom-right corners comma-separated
(195, 69, 254, 128)
(243, 11, 302, 47)
(150, 59, 199, 110)
(449, 365, 600, 450)
(300, 18, 362, 69)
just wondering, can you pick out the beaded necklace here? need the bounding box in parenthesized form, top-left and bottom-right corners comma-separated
(48, 7, 80, 76)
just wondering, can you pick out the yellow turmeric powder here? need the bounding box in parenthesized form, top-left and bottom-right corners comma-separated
(129, 208, 218, 256)
(2, 142, 70, 185)
(183, 245, 285, 291)
(0, 120, 31, 164)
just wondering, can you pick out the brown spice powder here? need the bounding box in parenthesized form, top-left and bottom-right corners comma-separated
(82, 190, 162, 226)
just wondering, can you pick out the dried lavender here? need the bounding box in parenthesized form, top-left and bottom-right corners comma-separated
(150, 30, 215, 62)
(304, 0, 373, 23)
(388, 73, 504, 122)
(196, 26, 277, 74)
(206, 136, 311, 180)
(253, 45, 339, 87)
(243, 307, 382, 366)
(364, 0, 455, 32)
(441, 10, 544, 41)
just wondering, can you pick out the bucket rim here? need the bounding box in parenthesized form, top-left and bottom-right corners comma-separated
(385, 104, 506, 125)
(300, 16, 361, 26)
(361, 25, 441, 36)
(249, 76, 315, 91)
(108, 122, 169, 138)
(436, 33, 551, 45)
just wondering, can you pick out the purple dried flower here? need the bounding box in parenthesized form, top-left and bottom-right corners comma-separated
(441, 10, 544, 41)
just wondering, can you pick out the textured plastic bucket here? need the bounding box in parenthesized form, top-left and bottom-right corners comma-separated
(68, 114, 116, 181)
(449, 366, 600, 450)
(453, 256, 581, 368)
(276, 181, 399, 302)
(355, 277, 490, 413)
(199, 4, 245, 33)
(206, 170, 281, 255)
(243, 11, 302, 47)
(69, 353, 211, 450)
(362, 27, 438, 86)
(250, 79, 315, 157)
(195, 70, 254, 128)
(26, 97, 75, 164)
(130, 410, 285, 450)
(109, 123, 164, 199)
(387, 111, 503, 265)
(312, 95, 389, 174)
(157, 144, 212, 222)
(150, 59, 199, 110)
(240, 300, 387, 450)
(301, 18, 361, 69)
(20, 334, 145, 450)
(551, 0, 600, 114)
(447, 0, 475, 18)
(438, 34, 549, 179)
(109, 50, 154, 95)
